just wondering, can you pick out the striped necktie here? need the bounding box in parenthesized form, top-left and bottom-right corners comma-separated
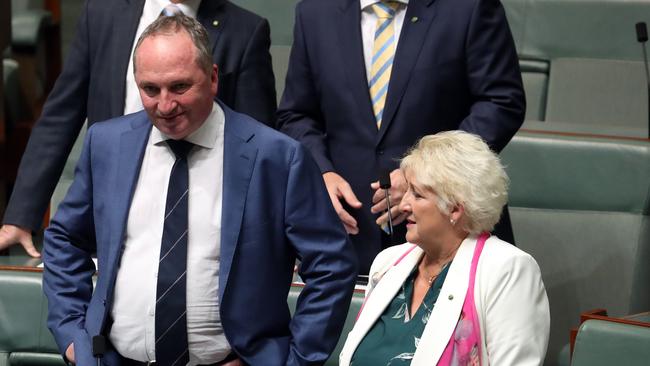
(155, 139, 193, 366)
(369, 1, 400, 129)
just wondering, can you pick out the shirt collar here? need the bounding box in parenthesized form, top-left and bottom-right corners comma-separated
(360, 0, 409, 11)
(151, 101, 223, 149)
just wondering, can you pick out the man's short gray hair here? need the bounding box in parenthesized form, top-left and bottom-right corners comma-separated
(133, 13, 213, 74)
(400, 131, 509, 235)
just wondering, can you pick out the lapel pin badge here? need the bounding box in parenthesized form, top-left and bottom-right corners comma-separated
(212, 20, 219, 27)
(411, 16, 419, 23)
(448, 294, 454, 300)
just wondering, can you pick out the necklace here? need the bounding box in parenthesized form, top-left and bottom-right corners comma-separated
(419, 261, 450, 287)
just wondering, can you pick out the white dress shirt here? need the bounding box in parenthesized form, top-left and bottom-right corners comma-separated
(360, 0, 409, 82)
(110, 102, 229, 365)
(124, 0, 202, 115)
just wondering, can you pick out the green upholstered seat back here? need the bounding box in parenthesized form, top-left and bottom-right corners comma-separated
(501, 132, 650, 365)
(572, 320, 650, 366)
(0, 270, 65, 366)
(545, 58, 647, 129)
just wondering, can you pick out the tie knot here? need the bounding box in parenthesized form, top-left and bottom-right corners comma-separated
(161, 4, 183, 17)
(371, 1, 399, 19)
(166, 139, 194, 159)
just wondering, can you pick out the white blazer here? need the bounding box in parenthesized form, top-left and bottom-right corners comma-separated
(339, 235, 550, 365)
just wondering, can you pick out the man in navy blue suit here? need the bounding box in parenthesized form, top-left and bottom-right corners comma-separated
(43, 14, 356, 366)
(1, 0, 277, 257)
(278, 0, 525, 273)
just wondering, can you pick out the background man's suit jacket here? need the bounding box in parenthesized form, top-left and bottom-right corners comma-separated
(278, 0, 525, 272)
(4, 0, 277, 232)
(43, 104, 358, 366)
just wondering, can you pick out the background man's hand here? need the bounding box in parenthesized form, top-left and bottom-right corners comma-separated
(370, 169, 408, 227)
(322, 172, 362, 234)
(65, 343, 75, 364)
(0, 224, 40, 257)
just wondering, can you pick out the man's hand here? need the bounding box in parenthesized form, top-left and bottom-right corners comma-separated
(322, 172, 362, 234)
(65, 343, 75, 364)
(0, 224, 40, 257)
(370, 169, 408, 227)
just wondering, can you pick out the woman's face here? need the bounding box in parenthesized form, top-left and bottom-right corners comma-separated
(400, 169, 451, 247)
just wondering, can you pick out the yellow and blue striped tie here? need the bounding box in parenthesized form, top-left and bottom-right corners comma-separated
(369, 1, 399, 129)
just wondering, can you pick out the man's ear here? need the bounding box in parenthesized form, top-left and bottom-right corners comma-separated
(211, 64, 219, 95)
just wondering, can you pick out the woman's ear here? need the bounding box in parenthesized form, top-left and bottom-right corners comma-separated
(449, 204, 464, 226)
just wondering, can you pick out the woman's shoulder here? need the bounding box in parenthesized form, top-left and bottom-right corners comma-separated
(479, 236, 543, 278)
(369, 243, 418, 274)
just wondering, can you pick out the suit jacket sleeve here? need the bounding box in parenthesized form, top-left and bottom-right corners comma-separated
(3, 1, 93, 231)
(457, 0, 525, 152)
(42, 125, 97, 362)
(477, 250, 550, 365)
(284, 143, 358, 365)
(276, 3, 333, 174)
(228, 17, 277, 127)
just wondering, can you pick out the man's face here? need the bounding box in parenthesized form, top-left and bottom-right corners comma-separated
(135, 30, 217, 140)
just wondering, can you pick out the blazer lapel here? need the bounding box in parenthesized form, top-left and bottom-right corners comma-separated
(337, 0, 377, 132)
(411, 236, 476, 366)
(107, 114, 151, 283)
(219, 107, 258, 300)
(340, 246, 424, 365)
(197, 0, 226, 56)
(109, 0, 145, 116)
(378, 0, 437, 143)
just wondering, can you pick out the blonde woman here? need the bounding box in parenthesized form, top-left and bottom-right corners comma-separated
(339, 131, 549, 365)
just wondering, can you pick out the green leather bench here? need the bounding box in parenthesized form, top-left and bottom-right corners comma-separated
(502, 0, 650, 134)
(501, 130, 650, 365)
(0, 269, 64, 366)
(572, 319, 650, 366)
(0, 268, 364, 366)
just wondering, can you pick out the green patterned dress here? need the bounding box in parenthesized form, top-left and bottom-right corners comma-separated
(351, 263, 451, 365)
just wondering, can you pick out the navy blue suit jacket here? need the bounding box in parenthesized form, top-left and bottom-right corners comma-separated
(43, 105, 357, 366)
(277, 0, 524, 272)
(4, 0, 277, 232)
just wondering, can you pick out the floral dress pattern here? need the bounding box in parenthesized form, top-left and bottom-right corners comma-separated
(351, 263, 451, 366)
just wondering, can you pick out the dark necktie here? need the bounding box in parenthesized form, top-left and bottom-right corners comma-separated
(155, 139, 194, 366)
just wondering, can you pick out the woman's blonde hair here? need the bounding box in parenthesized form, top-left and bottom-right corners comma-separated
(400, 131, 509, 234)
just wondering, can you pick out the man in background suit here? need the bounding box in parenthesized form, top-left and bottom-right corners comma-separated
(277, 0, 525, 273)
(44, 14, 357, 366)
(1, 0, 276, 257)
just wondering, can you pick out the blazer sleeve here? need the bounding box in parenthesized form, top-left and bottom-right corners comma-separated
(276, 3, 334, 174)
(457, 0, 525, 153)
(2, 1, 93, 231)
(284, 143, 358, 365)
(229, 17, 277, 127)
(42, 126, 97, 361)
(477, 250, 550, 365)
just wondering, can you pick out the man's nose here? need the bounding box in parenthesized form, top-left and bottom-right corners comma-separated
(158, 91, 177, 114)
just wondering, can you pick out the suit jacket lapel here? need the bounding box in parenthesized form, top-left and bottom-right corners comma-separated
(107, 113, 151, 283)
(411, 236, 475, 366)
(378, 0, 437, 143)
(110, 0, 145, 116)
(197, 0, 226, 56)
(219, 106, 258, 300)
(337, 0, 377, 132)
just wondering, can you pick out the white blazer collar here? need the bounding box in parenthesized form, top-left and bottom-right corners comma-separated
(339, 235, 480, 366)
